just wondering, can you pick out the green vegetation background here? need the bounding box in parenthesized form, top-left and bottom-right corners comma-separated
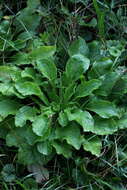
(0, 0, 127, 189)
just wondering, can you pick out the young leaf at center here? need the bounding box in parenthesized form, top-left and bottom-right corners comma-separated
(66, 54, 90, 82)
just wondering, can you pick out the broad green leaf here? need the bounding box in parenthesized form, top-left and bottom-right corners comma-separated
(16, 32, 29, 42)
(88, 41, 101, 62)
(16, 0, 41, 33)
(0, 66, 11, 82)
(0, 83, 13, 96)
(36, 58, 57, 81)
(74, 79, 101, 98)
(32, 115, 50, 137)
(109, 46, 122, 57)
(12, 53, 30, 65)
(0, 116, 3, 122)
(107, 40, 125, 58)
(18, 145, 48, 165)
(68, 37, 89, 57)
(6, 133, 19, 147)
(15, 106, 37, 127)
(83, 136, 102, 156)
(37, 141, 52, 155)
(92, 116, 118, 135)
(65, 108, 94, 132)
(0, 66, 21, 82)
(27, 0, 40, 8)
(88, 57, 113, 79)
(13, 39, 26, 50)
(0, 99, 20, 120)
(15, 80, 49, 105)
(55, 125, 82, 150)
(0, 20, 10, 38)
(58, 111, 68, 127)
(95, 72, 120, 96)
(0, 121, 10, 139)
(52, 141, 72, 158)
(18, 146, 35, 165)
(121, 75, 127, 94)
(118, 112, 127, 129)
(0, 82, 23, 98)
(15, 80, 40, 96)
(29, 46, 56, 60)
(66, 54, 90, 81)
(24, 127, 40, 145)
(21, 67, 36, 79)
(6, 126, 39, 147)
(1, 164, 16, 182)
(87, 99, 119, 118)
(111, 76, 127, 98)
